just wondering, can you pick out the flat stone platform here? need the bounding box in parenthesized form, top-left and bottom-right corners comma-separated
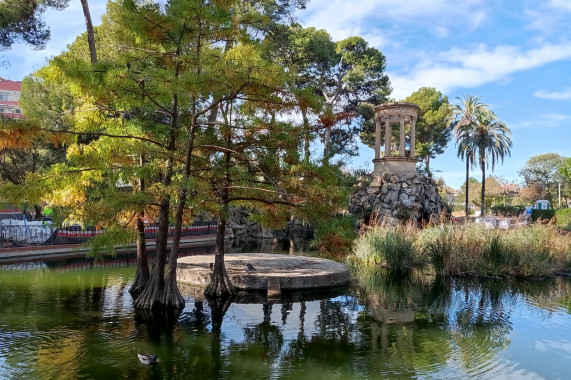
(177, 253, 350, 291)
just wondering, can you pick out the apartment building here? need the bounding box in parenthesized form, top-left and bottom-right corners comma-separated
(0, 78, 23, 119)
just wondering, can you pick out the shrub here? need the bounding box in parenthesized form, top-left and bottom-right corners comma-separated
(490, 205, 526, 217)
(311, 215, 357, 258)
(556, 208, 571, 230)
(531, 209, 556, 222)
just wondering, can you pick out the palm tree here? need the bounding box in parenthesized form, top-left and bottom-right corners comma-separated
(449, 95, 488, 217)
(471, 110, 512, 216)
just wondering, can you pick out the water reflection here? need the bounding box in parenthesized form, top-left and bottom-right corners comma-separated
(1, 261, 571, 379)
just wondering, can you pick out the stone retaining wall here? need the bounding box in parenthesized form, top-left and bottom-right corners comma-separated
(349, 172, 442, 223)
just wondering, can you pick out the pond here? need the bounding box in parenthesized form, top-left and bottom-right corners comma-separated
(1, 250, 570, 379)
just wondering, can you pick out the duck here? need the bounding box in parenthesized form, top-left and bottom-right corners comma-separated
(138, 353, 158, 365)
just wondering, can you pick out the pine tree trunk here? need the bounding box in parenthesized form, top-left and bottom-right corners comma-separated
(323, 126, 331, 164)
(302, 107, 310, 163)
(204, 217, 236, 298)
(129, 214, 150, 295)
(425, 156, 431, 176)
(80, 0, 97, 64)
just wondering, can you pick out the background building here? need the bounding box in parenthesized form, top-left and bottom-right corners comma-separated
(0, 78, 23, 119)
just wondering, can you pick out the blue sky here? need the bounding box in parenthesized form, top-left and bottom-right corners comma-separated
(1, 0, 570, 188)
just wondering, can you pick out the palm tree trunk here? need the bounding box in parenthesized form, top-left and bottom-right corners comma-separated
(481, 157, 486, 217)
(465, 155, 469, 218)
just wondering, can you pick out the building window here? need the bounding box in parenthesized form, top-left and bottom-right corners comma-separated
(15, 109, 21, 114)
(0, 109, 4, 113)
(0, 94, 6, 101)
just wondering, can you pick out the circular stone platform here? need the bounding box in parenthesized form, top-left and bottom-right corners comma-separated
(177, 253, 350, 291)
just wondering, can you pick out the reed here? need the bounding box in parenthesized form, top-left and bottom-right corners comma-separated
(348, 222, 571, 278)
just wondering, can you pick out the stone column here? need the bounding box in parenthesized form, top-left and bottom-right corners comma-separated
(399, 117, 405, 157)
(411, 116, 416, 158)
(384, 120, 391, 157)
(375, 118, 381, 159)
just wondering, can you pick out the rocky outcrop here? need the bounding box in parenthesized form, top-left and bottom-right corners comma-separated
(226, 208, 274, 239)
(349, 172, 442, 223)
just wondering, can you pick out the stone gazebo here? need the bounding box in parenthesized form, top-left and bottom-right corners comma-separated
(373, 102, 420, 175)
(349, 101, 442, 223)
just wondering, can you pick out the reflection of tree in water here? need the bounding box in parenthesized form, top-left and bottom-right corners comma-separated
(353, 271, 534, 377)
(227, 232, 313, 254)
(276, 296, 365, 379)
(446, 278, 514, 376)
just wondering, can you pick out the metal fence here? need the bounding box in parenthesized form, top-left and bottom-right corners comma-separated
(0, 221, 218, 248)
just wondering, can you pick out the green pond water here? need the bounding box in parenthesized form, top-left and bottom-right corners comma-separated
(1, 251, 571, 380)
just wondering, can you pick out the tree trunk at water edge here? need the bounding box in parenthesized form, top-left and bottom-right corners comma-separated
(204, 217, 236, 298)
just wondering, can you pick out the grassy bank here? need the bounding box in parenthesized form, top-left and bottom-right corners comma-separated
(348, 222, 571, 278)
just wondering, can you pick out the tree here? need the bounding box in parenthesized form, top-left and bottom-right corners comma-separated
(9, 0, 321, 307)
(270, 26, 391, 164)
(404, 87, 452, 174)
(469, 110, 512, 216)
(560, 158, 571, 181)
(457, 177, 480, 214)
(0, 0, 70, 51)
(519, 153, 568, 203)
(449, 95, 488, 217)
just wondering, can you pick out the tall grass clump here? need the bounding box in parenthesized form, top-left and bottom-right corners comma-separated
(349, 221, 571, 279)
(350, 223, 419, 273)
(416, 223, 487, 276)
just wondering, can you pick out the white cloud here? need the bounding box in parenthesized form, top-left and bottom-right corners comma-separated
(509, 113, 571, 129)
(299, 0, 488, 45)
(524, 0, 571, 35)
(534, 89, 571, 100)
(388, 42, 571, 99)
(547, 0, 571, 12)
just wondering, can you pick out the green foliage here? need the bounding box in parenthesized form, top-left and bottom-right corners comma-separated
(560, 157, 571, 181)
(0, 0, 69, 50)
(451, 95, 512, 216)
(531, 209, 556, 222)
(405, 87, 452, 171)
(556, 208, 571, 230)
(490, 205, 525, 217)
(311, 215, 357, 258)
(269, 25, 391, 163)
(519, 153, 568, 203)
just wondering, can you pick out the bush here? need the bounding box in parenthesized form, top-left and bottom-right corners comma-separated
(531, 209, 556, 222)
(556, 208, 571, 230)
(490, 205, 526, 217)
(311, 215, 357, 258)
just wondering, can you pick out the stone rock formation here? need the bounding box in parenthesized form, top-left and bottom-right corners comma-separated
(349, 172, 442, 224)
